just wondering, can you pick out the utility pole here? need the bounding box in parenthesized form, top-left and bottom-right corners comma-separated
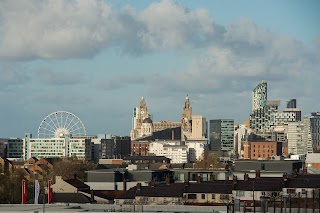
(312, 189, 314, 213)
(43, 190, 45, 213)
(304, 191, 307, 213)
(298, 192, 300, 213)
(253, 181, 255, 213)
(289, 194, 291, 213)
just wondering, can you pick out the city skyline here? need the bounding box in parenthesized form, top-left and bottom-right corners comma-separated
(0, 0, 319, 138)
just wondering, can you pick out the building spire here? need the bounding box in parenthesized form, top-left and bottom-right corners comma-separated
(184, 94, 190, 109)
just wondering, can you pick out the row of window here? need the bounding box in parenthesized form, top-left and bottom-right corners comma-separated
(187, 194, 229, 200)
(253, 145, 274, 148)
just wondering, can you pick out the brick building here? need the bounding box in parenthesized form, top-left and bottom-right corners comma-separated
(243, 140, 282, 160)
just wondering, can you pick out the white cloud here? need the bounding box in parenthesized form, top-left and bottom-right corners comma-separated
(0, 0, 222, 60)
(0, 0, 116, 60)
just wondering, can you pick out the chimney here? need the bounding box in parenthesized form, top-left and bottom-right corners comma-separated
(184, 179, 189, 187)
(292, 169, 298, 178)
(136, 183, 142, 195)
(283, 172, 288, 181)
(91, 190, 94, 203)
(244, 173, 249, 181)
(196, 175, 201, 183)
(165, 174, 171, 185)
(210, 174, 215, 182)
(123, 179, 127, 191)
(303, 167, 307, 175)
(255, 170, 260, 178)
(172, 129, 174, 140)
(149, 178, 155, 187)
(233, 175, 238, 185)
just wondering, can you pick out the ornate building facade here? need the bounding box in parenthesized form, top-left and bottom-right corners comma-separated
(130, 96, 208, 162)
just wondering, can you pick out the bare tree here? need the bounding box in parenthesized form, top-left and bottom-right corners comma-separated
(194, 152, 220, 170)
(52, 157, 96, 181)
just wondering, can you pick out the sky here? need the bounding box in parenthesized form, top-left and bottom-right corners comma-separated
(0, 0, 319, 138)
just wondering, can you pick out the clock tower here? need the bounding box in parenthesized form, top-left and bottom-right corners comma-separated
(182, 95, 192, 130)
(137, 96, 148, 128)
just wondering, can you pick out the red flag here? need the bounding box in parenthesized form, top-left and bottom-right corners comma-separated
(22, 179, 27, 204)
(48, 180, 53, 204)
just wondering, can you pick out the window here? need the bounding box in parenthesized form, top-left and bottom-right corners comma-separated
(201, 194, 205, 199)
(236, 191, 244, 196)
(220, 194, 229, 200)
(187, 194, 196, 199)
(211, 194, 215, 199)
(287, 189, 295, 194)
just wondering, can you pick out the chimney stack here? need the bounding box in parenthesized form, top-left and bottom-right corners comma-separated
(136, 183, 142, 195)
(210, 174, 215, 182)
(123, 179, 127, 191)
(292, 169, 298, 178)
(149, 178, 155, 187)
(172, 129, 174, 140)
(165, 174, 171, 185)
(244, 173, 249, 181)
(255, 170, 260, 178)
(283, 172, 288, 181)
(184, 179, 189, 187)
(303, 166, 307, 175)
(233, 175, 238, 185)
(196, 175, 201, 183)
(91, 190, 94, 203)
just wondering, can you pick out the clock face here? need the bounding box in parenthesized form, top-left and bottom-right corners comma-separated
(141, 111, 145, 114)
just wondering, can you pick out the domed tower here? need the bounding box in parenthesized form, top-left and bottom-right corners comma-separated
(140, 115, 153, 137)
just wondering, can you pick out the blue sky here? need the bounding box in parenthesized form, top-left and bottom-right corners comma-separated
(0, 0, 319, 138)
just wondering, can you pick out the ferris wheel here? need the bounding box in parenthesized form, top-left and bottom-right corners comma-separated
(38, 111, 86, 138)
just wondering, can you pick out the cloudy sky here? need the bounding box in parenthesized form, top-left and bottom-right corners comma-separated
(0, 0, 319, 138)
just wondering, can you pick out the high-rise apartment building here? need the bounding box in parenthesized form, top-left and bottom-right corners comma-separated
(250, 81, 287, 133)
(304, 112, 320, 153)
(209, 119, 234, 155)
(252, 80, 267, 112)
(287, 122, 305, 155)
(287, 99, 297, 108)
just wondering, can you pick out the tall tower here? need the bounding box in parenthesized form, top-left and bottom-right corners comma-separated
(130, 97, 149, 140)
(137, 97, 148, 128)
(181, 95, 192, 133)
(286, 99, 297, 108)
(304, 112, 320, 153)
(252, 80, 267, 112)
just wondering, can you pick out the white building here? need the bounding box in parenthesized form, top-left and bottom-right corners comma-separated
(23, 133, 92, 160)
(287, 122, 306, 155)
(185, 140, 208, 163)
(272, 111, 298, 126)
(234, 124, 252, 159)
(149, 140, 188, 163)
